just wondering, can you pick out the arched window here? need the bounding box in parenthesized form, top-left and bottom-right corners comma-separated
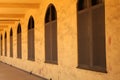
(77, 0, 106, 72)
(10, 28, 13, 57)
(17, 23, 22, 59)
(28, 16, 35, 61)
(1, 35, 2, 56)
(4, 32, 7, 56)
(45, 4, 58, 64)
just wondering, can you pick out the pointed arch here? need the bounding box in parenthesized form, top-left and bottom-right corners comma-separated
(10, 28, 13, 36)
(17, 23, 21, 34)
(28, 16, 34, 30)
(45, 4, 57, 23)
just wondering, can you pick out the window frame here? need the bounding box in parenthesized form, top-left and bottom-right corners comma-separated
(77, 0, 106, 73)
(27, 16, 35, 61)
(45, 4, 58, 64)
(17, 23, 22, 59)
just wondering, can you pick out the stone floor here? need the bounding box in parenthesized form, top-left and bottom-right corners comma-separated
(0, 62, 47, 80)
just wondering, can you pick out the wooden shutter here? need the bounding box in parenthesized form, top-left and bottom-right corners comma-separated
(17, 33, 22, 58)
(5, 38, 7, 56)
(0, 35, 3, 56)
(10, 36, 13, 57)
(92, 4, 106, 70)
(45, 23, 51, 62)
(45, 4, 57, 64)
(28, 29, 35, 61)
(77, 11, 91, 68)
(51, 21, 58, 63)
(4, 32, 7, 56)
(1, 41, 2, 56)
(1, 36, 2, 56)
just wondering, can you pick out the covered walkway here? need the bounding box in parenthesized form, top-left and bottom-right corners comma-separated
(0, 62, 46, 80)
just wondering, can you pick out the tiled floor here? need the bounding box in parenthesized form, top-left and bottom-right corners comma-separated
(0, 62, 46, 80)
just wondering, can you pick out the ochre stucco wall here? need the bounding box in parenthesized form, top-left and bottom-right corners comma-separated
(0, 0, 120, 80)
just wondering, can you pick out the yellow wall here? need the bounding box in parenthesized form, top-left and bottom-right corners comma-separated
(0, 0, 120, 80)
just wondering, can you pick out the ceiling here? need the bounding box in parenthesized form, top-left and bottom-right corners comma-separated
(0, 0, 41, 31)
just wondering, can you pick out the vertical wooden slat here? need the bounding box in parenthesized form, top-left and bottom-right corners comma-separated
(77, 11, 91, 68)
(31, 29, 35, 60)
(19, 34, 22, 58)
(10, 36, 13, 57)
(1, 36, 2, 56)
(17, 34, 20, 58)
(1, 39, 2, 56)
(28, 29, 35, 61)
(4, 32, 7, 56)
(17, 33, 22, 58)
(28, 30, 30, 60)
(45, 23, 51, 62)
(5, 38, 7, 56)
(51, 21, 58, 63)
(1, 35, 3, 56)
(92, 4, 106, 69)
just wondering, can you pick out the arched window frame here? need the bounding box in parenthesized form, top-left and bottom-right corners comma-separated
(17, 23, 22, 59)
(45, 4, 58, 64)
(28, 16, 35, 61)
